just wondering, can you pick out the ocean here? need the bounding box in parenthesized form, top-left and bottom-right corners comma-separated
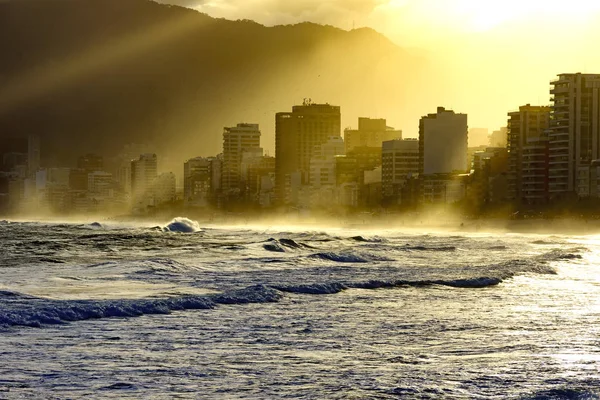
(0, 218, 599, 399)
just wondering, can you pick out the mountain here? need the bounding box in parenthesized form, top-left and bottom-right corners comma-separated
(0, 0, 426, 171)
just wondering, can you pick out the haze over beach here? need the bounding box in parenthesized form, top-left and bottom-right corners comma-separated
(3, 1, 600, 399)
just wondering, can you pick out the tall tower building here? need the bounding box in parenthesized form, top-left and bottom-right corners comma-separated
(131, 153, 158, 204)
(419, 107, 468, 175)
(344, 118, 402, 153)
(222, 123, 261, 194)
(275, 101, 341, 202)
(506, 104, 550, 202)
(549, 73, 600, 197)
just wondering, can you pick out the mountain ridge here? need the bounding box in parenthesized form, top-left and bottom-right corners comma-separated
(0, 0, 424, 171)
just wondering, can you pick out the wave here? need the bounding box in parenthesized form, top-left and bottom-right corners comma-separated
(263, 238, 318, 253)
(308, 252, 393, 263)
(0, 249, 565, 329)
(0, 284, 279, 329)
(402, 245, 457, 252)
(273, 276, 503, 295)
(349, 235, 388, 243)
(163, 217, 202, 233)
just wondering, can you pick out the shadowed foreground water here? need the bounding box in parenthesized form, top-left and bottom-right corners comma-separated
(0, 220, 599, 399)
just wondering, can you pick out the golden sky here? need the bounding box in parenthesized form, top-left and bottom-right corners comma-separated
(164, 0, 600, 135)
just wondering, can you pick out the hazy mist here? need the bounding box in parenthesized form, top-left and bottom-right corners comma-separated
(160, 0, 600, 134)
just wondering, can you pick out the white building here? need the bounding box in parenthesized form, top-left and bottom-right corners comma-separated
(309, 136, 345, 190)
(419, 107, 468, 175)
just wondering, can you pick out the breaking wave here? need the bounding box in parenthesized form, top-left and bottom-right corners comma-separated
(308, 252, 393, 263)
(0, 259, 557, 329)
(0, 285, 281, 329)
(163, 218, 202, 233)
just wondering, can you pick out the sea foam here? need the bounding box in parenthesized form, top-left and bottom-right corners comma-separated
(163, 218, 202, 233)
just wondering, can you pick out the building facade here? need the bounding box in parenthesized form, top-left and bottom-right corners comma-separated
(549, 73, 600, 198)
(344, 117, 401, 153)
(275, 102, 341, 204)
(419, 107, 468, 175)
(506, 104, 551, 202)
(222, 123, 261, 195)
(131, 153, 158, 208)
(382, 139, 419, 203)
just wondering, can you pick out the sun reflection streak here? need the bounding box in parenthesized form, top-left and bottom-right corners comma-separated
(0, 8, 206, 115)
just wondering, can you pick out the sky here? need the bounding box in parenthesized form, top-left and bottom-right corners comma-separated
(158, 0, 600, 135)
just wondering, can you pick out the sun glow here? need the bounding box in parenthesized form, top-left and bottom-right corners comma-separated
(376, 0, 600, 34)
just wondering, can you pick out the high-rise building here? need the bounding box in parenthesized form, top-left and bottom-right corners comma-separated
(131, 154, 158, 205)
(184, 157, 212, 207)
(419, 107, 468, 175)
(382, 139, 419, 203)
(521, 137, 549, 204)
(275, 101, 341, 203)
(506, 104, 551, 202)
(548, 73, 600, 197)
(222, 123, 261, 194)
(344, 118, 402, 153)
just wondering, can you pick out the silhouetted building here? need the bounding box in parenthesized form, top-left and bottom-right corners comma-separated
(152, 172, 176, 206)
(419, 107, 468, 175)
(69, 168, 88, 191)
(382, 139, 419, 204)
(245, 156, 276, 207)
(422, 174, 468, 204)
(77, 154, 103, 173)
(468, 128, 489, 148)
(507, 104, 551, 202)
(184, 157, 212, 207)
(549, 73, 600, 198)
(222, 123, 261, 195)
(522, 137, 549, 204)
(131, 154, 158, 208)
(471, 147, 509, 207)
(344, 118, 401, 153)
(490, 127, 508, 148)
(88, 171, 113, 199)
(275, 102, 341, 204)
(36, 168, 70, 212)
